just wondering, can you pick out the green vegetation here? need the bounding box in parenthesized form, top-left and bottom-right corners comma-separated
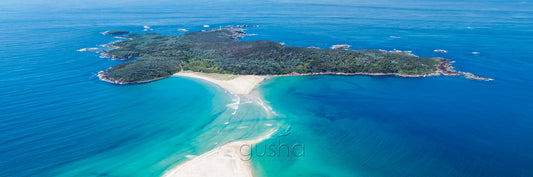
(101, 30, 443, 83)
(103, 30, 130, 35)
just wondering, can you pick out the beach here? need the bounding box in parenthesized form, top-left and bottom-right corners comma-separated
(162, 131, 275, 177)
(173, 71, 269, 95)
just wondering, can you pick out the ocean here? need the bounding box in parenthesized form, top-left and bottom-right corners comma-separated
(1, 0, 532, 176)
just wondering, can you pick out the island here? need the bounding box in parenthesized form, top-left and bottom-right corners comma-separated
(102, 30, 130, 35)
(98, 29, 492, 85)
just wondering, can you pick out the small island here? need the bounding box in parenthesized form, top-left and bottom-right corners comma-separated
(98, 29, 492, 85)
(102, 30, 130, 35)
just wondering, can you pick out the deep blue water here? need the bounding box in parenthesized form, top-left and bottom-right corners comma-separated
(1, 0, 532, 176)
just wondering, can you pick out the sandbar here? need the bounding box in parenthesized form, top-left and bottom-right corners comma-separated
(162, 131, 274, 177)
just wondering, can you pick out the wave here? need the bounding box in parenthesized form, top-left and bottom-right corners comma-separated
(226, 96, 240, 115)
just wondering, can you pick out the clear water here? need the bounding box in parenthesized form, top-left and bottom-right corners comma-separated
(1, 0, 532, 176)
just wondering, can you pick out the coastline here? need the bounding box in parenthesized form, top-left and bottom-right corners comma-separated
(98, 70, 170, 84)
(162, 131, 275, 177)
(272, 59, 493, 81)
(273, 71, 440, 78)
(99, 58, 492, 86)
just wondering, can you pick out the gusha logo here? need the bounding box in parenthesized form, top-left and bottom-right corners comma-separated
(239, 139, 305, 161)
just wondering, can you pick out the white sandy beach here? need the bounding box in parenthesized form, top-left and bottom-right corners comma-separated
(173, 71, 269, 95)
(162, 131, 274, 177)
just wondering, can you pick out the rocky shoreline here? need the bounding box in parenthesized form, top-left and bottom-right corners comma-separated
(97, 37, 134, 60)
(436, 59, 493, 81)
(97, 50, 135, 60)
(98, 71, 170, 84)
(273, 59, 492, 81)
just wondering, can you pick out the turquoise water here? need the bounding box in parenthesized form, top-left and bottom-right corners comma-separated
(255, 75, 532, 176)
(1, 0, 532, 176)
